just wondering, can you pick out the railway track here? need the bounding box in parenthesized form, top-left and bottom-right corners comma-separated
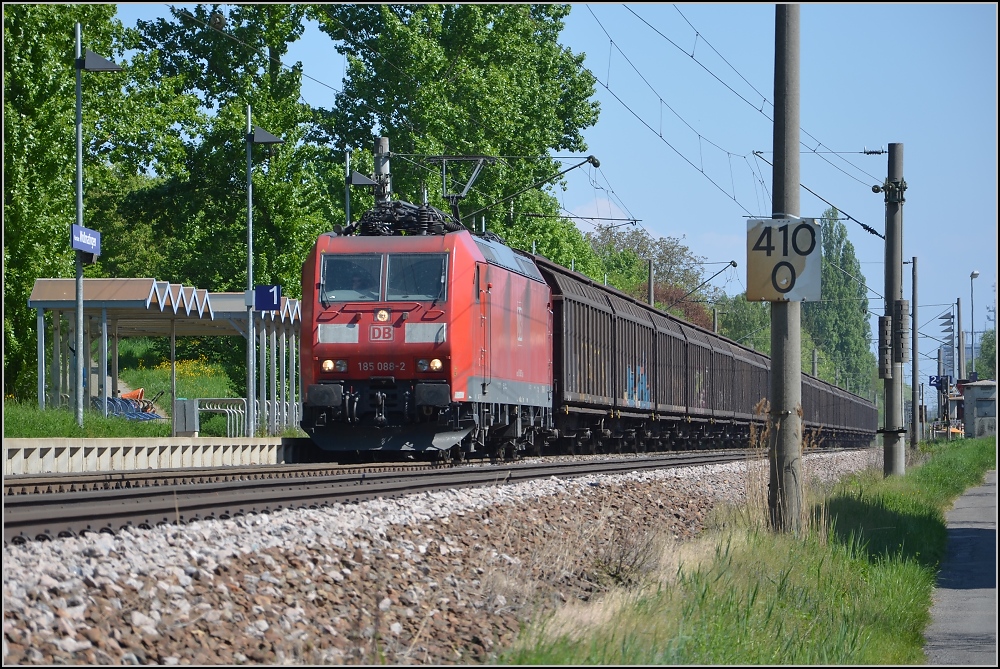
(3, 450, 750, 545)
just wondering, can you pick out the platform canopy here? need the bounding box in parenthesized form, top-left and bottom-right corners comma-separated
(28, 277, 302, 437)
(27, 277, 300, 337)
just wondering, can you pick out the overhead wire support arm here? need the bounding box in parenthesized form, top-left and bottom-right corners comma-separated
(462, 155, 600, 223)
(665, 261, 738, 310)
(752, 151, 884, 240)
(426, 155, 497, 220)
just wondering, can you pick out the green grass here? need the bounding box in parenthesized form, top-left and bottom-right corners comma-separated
(3, 399, 172, 438)
(4, 337, 262, 438)
(503, 437, 996, 665)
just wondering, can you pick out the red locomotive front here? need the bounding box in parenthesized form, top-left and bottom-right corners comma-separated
(301, 202, 553, 457)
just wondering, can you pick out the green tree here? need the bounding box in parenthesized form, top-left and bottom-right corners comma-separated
(128, 4, 338, 296)
(311, 4, 601, 270)
(974, 327, 995, 380)
(584, 223, 716, 326)
(716, 293, 770, 354)
(802, 207, 876, 394)
(99, 4, 345, 387)
(586, 224, 707, 291)
(3, 4, 175, 398)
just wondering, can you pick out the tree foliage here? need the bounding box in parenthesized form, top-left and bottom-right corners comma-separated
(975, 327, 995, 380)
(801, 207, 876, 393)
(125, 4, 338, 295)
(716, 293, 771, 354)
(584, 223, 715, 327)
(311, 3, 601, 270)
(4, 4, 126, 398)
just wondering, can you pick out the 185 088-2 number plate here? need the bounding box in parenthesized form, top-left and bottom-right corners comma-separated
(358, 361, 405, 372)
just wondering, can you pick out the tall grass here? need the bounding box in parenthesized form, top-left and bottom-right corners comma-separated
(503, 437, 996, 665)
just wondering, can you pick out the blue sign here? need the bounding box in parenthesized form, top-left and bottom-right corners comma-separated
(930, 375, 952, 389)
(71, 224, 101, 255)
(254, 285, 281, 311)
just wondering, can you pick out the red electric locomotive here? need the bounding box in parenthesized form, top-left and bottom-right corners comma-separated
(300, 200, 553, 458)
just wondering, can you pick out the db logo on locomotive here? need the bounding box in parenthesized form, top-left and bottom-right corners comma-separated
(370, 325, 393, 342)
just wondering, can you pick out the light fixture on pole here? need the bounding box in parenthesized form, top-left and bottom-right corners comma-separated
(75, 23, 120, 427)
(970, 269, 980, 379)
(245, 105, 284, 437)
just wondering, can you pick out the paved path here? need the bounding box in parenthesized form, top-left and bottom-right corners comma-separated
(923, 469, 997, 666)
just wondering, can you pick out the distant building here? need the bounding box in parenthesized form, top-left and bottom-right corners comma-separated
(962, 380, 996, 439)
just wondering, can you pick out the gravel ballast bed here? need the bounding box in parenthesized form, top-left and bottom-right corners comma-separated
(3, 449, 879, 665)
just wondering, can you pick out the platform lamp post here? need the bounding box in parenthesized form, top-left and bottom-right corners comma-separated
(74, 23, 120, 427)
(245, 105, 284, 437)
(970, 270, 979, 379)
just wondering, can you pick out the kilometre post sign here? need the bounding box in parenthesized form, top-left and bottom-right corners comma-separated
(746, 218, 821, 302)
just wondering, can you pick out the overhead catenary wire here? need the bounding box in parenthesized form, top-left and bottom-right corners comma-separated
(752, 152, 884, 239)
(660, 4, 884, 185)
(585, 4, 889, 241)
(584, 8, 757, 216)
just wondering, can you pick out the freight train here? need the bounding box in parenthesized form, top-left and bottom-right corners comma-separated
(300, 198, 877, 459)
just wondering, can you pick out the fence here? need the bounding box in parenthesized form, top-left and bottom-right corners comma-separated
(174, 398, 247, 438)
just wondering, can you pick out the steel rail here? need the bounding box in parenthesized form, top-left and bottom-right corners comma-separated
(3, 451, 749, 545)
(3, 461, 444, 495)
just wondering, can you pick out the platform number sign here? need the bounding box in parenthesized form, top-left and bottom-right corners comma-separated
(254, 285, 281, 311)
(746, 218, 821, 302)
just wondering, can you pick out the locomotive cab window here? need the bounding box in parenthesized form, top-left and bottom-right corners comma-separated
(321, 254, 383, 302)
(386, 254, 448, 302)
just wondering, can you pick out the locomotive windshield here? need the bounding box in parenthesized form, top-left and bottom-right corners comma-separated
(386, 254, 448, 302)
(320, 253, 447, 302)
(321, 254, 383, 302)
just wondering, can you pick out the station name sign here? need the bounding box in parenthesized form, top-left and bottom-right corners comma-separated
(71, 224, 101, 255)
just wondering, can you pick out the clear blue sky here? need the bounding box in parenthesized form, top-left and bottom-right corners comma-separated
(114, 3, 998, 389)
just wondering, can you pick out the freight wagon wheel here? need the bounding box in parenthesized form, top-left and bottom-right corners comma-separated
(503, 442, 519, 462)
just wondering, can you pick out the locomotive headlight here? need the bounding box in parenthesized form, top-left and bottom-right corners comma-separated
(429, 358, 443, 371)
(417, 359, 429, 372)
(375, 308, 390, 322)
(321, 359, 348, 373)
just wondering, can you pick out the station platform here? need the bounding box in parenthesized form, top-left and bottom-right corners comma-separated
(923, 469, 998, 665)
